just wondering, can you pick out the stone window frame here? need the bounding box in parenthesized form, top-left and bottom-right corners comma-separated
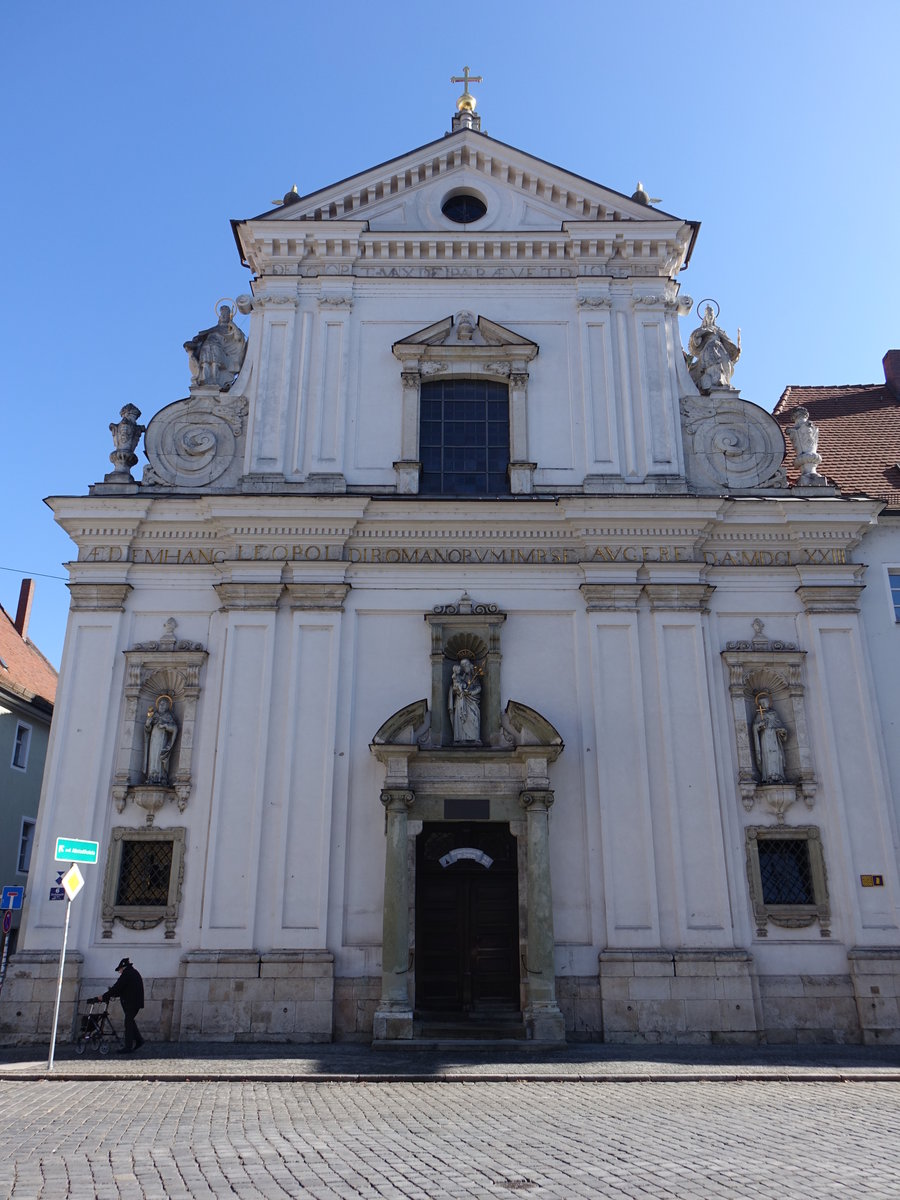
(101, 826, 186, 940)
(745, 825, 830, 938)
(391, 314, 538, 496)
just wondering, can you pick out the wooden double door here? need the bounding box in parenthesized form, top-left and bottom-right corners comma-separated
(415, 822, 520, 1016)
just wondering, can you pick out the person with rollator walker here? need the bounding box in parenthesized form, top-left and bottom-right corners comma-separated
(89, 957, 145, 1053)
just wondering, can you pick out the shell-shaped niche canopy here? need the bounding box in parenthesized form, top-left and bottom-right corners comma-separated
(444, 632, 488, 663)
(743, 668, 790, 701)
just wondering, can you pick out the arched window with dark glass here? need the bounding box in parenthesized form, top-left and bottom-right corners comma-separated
(419, 378, 510, 496)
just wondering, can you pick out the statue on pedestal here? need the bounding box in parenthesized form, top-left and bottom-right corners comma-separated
(184, 303, 246, 391)
(144, 695, 179, 785)
(448, 658, 482, 744)
(687, 304, 741, 392)
(752, 694, 788, 784)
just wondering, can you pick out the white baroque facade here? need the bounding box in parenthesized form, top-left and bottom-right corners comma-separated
(4, 104, 899, 1046)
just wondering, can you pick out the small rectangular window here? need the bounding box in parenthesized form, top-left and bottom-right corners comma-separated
(18, 817, 35, 873)
(888, 570, 900, 621)
(745, 826, 830, 937)
(11, 722, 31, 771)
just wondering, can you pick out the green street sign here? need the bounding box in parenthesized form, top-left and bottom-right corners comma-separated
(54, 837, 99, 865)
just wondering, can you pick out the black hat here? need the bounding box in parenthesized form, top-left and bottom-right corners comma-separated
(116, 957, 131, 971)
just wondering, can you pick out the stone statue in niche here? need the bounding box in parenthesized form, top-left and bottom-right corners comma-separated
(144, 695, 179, 785)
(184, 303, 246, 390)
(687, 304, 741, 392)
(787, 407, 826, 484)
(752, 693, 788, 784)
(448, 657, 482, 744)
(106, 404, 145, 482)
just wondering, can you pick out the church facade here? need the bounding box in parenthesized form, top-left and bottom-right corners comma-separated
(4, 91, 899, 1045)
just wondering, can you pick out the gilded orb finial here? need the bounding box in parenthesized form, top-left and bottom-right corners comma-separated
(451, 65, 482, 114)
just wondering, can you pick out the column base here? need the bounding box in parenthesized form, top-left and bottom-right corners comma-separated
(372, 1005, 414, 1041)
(524, 1002, 566, 1043)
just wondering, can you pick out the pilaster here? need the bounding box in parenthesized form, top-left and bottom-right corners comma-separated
(373, 788, 415, 1041)
(520, 789, 566, 1042)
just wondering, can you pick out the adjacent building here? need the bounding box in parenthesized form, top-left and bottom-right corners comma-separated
(0, 581, 57, 976)
(3, 91, 899, 1045)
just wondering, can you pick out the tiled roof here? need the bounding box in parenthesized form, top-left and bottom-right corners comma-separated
(773, 382, 900, 510)
(0, 604, 57, 709)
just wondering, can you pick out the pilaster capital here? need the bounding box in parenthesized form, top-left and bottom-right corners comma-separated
(580, 583, 644, 612)
(795, 585, 864, 614)
(284, 582, 350, 611)
(380, 789, 415, 812)
(520, 789, 555, 812)
(213, 582, 284, 611)
(644, 583, 715, 612)
(67, 582, 132, 611)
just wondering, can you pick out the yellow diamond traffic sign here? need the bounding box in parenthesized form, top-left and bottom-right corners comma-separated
(61, 865, 85, 901)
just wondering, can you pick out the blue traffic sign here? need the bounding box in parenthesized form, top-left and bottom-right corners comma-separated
(48, 888, 65, 901)
(1, 885, 24, 910)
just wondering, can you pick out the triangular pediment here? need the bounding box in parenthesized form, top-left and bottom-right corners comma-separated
(393, 313, 538, 363)
(394, 312, 538, 352)
(251, 128, 684, 233)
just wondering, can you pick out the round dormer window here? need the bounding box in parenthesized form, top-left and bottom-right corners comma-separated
(441, 192, 487, 224)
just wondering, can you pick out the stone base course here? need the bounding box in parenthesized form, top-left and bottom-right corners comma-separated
(5, 946, 900, 1046)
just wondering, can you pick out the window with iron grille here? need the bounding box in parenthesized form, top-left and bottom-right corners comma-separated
(758, 838, 814, 905)
(745, 826, 830, 936)
(101, 827, 185, 938)
(115, 838, 173, 906)
(419, 379, 510, 496)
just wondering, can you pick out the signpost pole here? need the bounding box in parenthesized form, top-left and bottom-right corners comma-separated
(47, 896, 72, 1073)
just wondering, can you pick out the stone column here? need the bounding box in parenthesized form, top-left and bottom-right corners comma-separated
(373, 788, 415, 1040)
(520, 789, 566, 1042)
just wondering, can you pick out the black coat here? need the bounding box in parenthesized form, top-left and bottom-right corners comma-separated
(103, 965, 144, 1015)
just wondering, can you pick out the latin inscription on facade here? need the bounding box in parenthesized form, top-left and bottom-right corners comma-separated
(79, 543, 848, 567)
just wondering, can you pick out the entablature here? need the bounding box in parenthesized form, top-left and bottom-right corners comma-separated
(52, 495, 885, 581)
(237, 219, 693, 280)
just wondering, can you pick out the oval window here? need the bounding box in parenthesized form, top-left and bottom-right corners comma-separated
(441, 194, 487, 224)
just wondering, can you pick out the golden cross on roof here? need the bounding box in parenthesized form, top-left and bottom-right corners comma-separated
(451, 65, 483, 90)
(451, 65, 483, 113)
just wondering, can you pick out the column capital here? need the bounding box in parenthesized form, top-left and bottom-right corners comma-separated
(380, 789, 415, 812)
(520, 789, 554, 812)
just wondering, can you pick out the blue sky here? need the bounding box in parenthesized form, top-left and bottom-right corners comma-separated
(3, 0, 898, 668)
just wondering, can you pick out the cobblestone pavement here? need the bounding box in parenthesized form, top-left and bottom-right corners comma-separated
(2, 1075, 900, 1199)
(2, 1039, 900, 1081)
